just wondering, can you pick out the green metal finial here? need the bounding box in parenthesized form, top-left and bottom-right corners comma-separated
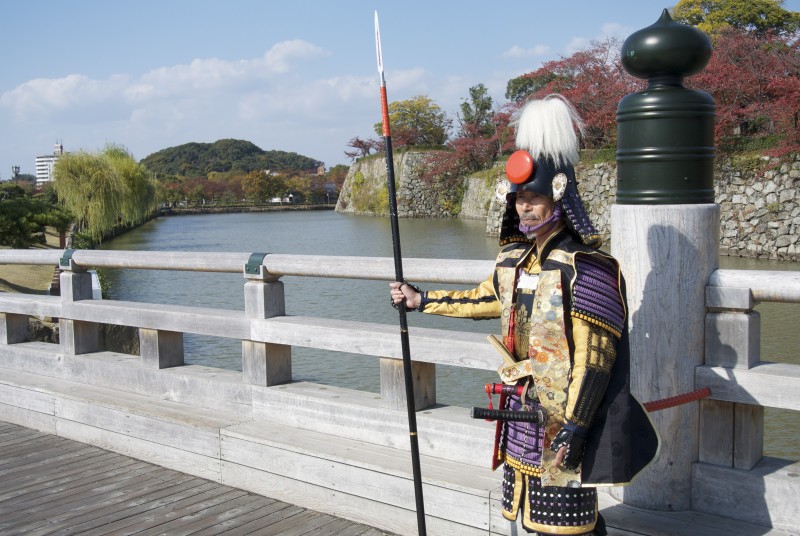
(622, 9, 712, 82)
(616, 9, 716, 204)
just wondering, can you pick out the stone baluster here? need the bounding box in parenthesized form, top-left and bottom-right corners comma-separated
(0, 313, 28, 344)
(59, 252, 101, 355)
(702, 286, 763, 469)
(242, 254, 291, 386)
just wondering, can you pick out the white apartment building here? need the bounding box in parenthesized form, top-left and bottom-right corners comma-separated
(35, 143, 65, 188)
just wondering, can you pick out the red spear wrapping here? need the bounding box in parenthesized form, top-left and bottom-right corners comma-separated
(374, 11, 427, 536)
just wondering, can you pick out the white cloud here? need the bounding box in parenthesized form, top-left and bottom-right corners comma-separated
(260, 39, 331, 73)
(1, 39, 332, 117)
(501, 45, 550, 59)
(0, 74, 129, 119)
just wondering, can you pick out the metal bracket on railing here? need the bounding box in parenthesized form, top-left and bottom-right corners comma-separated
(58, 249, 84, 272)
(243, 252, 271, 279)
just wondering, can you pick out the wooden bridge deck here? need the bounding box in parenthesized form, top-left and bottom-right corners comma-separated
(0, 421, 794, 536)
(0, 422, 393, 536)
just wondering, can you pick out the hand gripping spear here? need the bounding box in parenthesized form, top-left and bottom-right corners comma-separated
(375, 12, 427, 536)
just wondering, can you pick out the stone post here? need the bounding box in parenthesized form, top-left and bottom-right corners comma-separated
(610, 10, 717, 511)
(242, 254, 291, 386)
(59, 253, 101, 355)
(0, 313, 28, 344)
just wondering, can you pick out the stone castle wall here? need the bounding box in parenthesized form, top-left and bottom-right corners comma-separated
(339, 152, 800, 261)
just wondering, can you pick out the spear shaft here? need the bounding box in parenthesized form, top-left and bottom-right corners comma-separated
(375, 12, 427, 536)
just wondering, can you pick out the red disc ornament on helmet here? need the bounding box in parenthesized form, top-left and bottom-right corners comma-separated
(506, 150, 535, 184)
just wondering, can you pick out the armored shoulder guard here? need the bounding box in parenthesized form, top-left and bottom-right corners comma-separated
(571, 252, 625, 338)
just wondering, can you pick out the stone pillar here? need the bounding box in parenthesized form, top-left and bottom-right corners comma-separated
(242, 255, 291, 386)
(59, 253, 100, 355)
(0, 313, 29, 344)
(611, 10, 717, 511)
(612, 205, 718, 510)
(379, 358, 436, 411)
(139, 328, 184, 369)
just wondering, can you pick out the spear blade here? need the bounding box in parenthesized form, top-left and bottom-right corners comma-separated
(374, 11, 384, 83)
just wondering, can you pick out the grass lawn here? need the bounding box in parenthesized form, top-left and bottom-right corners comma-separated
(0, 228, 62, 294)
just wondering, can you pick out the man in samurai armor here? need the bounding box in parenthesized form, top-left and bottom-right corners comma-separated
(390, 94, 659, 535)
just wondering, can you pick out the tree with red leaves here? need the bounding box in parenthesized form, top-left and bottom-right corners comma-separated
(344, 136, 380, 161)
(506, 37, 643, 149)
(688, 27, 800, 156)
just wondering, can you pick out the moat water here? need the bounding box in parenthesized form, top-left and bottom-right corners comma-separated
(100, 210, 800, 459)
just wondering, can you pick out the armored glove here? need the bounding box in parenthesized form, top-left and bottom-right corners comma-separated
(550, 426, 587, 471)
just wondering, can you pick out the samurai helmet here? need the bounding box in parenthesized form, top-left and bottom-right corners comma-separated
(499, 94, 602, 248)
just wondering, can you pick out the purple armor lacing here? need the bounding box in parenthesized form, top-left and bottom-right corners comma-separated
(572, 255, 625, 334)
(504, 394, 545, 467)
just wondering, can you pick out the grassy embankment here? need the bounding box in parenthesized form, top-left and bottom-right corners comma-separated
(0, 228, 61, 294)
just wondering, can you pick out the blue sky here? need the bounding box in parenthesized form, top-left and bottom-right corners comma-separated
(1, 0, 798, 177)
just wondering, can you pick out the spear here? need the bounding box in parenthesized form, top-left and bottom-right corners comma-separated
(374, 11, 427, 535)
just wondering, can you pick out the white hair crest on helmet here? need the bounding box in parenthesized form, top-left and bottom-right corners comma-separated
(514, 94, 585, 168)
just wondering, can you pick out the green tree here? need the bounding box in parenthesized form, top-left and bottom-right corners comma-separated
(0, 183, 72, 248)
(458, 83, 494, 138)
(373, 95, 451, 147)
(672, 0, 800, 36)
(505, 72, 559, 103)
(52, 144, 161, 243)
(241, 171, 270, 203)
(104, 145, 160, 226)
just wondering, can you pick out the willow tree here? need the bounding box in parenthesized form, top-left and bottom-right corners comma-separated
(52, 145, 162, 243)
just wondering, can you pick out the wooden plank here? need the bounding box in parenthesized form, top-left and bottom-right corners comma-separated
(704, 311, 760, 368)
(693, 458, 800, 531)
(130, 493, 267, 536)
(0, 440, 87, 473)
(0, 401, 57, 433)
(0, 293, 61, 317)
(221, 433, 489, 527)
(0, 427, 48, 447)
(186, 498, 294, 536)
(24, 479, 215, 536)
(221, 461, 486, 536)
(73, 484, 236, 536)
(20, 476, 205, 536)
(0, 467, 172, 533)
(56, 419, 222, 481)
(250, 381, 495, 467)
(0, 434, 68, 457)
(0, 462, 163, 518)
(117, 489, 249, 536)
(10, 469, 191, 535)
(734, 403, 764, 470)
(251, 315, 497, 370)
(63, 299, 250, 340)
(0, 448, 117, 489)
(209, 504, 305, 536)
(0, 454, 139, 501)
(55, 395, 225, 458)
(221, 419, 497, 494)
(709, 269, 800, 303)
(697, 362, 800, 411)
(698, 399, 733, 466)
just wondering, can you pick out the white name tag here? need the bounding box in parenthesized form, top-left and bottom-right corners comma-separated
(517, 271, 539, 290)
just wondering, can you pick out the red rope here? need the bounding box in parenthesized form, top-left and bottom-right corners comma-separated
(643, 387, 712, 412)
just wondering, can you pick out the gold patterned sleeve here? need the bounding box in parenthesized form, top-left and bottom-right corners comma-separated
(565, 317, 618, 432)
(419, 275, 501, 319)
